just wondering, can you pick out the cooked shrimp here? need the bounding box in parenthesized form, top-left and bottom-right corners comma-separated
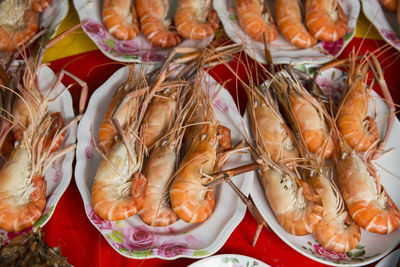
(275, 74, 334, 159)
(379, 0, 397, 12)
(235, 0, 278, 43)
(245, 83, 299, 163)
(175, 0, 219, 40)
(142, 86, 179, 149)
(310, 172, 361, 252)
(275, 0, 317, 48)
(335, 152, 400, 234)
(0, 1, 39, 52)
(31, 0, 52, 13)
(305, 0, 348, 42)
(103, 0, 140, 41)
(136, 0, 180, 48)
(258, 162, 322, 235)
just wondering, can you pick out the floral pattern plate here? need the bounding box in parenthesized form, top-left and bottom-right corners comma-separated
(74, 66, 254, 259)
(188, 254, 270, 267)
(72, 0, 214, 63)
(362, 0, 400, 51)
(213, 0, 360, 65)
(248, 66, 400, 266)
(0, 66, 77, 245)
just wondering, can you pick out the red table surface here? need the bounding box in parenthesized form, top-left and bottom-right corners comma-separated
(42, 37, 400, 267)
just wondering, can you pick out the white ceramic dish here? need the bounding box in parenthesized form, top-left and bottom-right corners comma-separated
(213, 0, 360, 65)
(75, 66, 254, 259)
(188, 254, 271, 267)
(40, 0, 69, 39)
(376, 248, 400, 267)
(248, 66, 400, 266)
(0, 66, 77, 245)
(73, 0, 214, 63)
(362, 0, 400, 51)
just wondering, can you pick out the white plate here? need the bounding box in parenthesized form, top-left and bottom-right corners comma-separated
(362, 0, 400, 51)
(188, 254, 271, 267)
(72, 0, 214, 63)
(214, 0, 360, 65)
(40, 0, 69, 39)
(0, 66, 77, 244)
(75, 66, 254, 259)
(248, 66, 400, 266)
(376, 248, 400, 267)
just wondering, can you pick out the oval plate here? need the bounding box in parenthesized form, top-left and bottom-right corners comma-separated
(0, 66, 77, 244)
(188, 254, 271, 267)
(75, 66, 254, 259)
(72, 0, 214, 63)
(248, 66, 400, 266)
(214, 0, 360, 65)
(362, 0, 400, 52)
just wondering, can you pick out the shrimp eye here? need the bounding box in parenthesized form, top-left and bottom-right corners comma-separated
(201, 133, 207, 140)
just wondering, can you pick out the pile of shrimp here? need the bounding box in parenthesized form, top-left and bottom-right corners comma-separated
(234, 0, 348, 48)
(0, 26, 87, 232)
(103, 0, 220, 48)
(0, 0, 54, 52)
(91, 43, 248, 227)
(232, 48, 400, 253)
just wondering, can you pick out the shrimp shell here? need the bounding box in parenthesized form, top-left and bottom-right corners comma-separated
(103, 0, 140, 40)
(258, 165, 322, 235)
(305, 0, 348, 42)
(31, 0, 53, 12)
(335, 153, 400, 234)
(235, 0, 278, 43)
(275, 0, 317, 48)
(170, 123, 218, 223)
(175, 0, 219, 40)
(379, 0, 397, 12)
(136, 0, 181, 48)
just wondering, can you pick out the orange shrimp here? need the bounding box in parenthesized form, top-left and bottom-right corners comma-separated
(136, 0, 181, 48)
(138, 138, 178, 226)
(258, 162, 323, 235)
(336, 62, 379, 153)
(0, 2, 39, 52)
(175, 0, 219, 40)
(103, 0, 140, 41)
(275, 0, 317, 48)
(235, 0, 278, 43)
(335, 153, 400, 234)
(275, 74, 334, 159)
(305, 0, 348, 42)
(31, 0, 53, 13)
(310, 172, 361, 252)
(379, 0, 397, 12)
(142, 86, 179, 149)
(246, 83, 299, 163)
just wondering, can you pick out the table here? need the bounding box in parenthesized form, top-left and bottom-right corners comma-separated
(38, 2, 400, 266)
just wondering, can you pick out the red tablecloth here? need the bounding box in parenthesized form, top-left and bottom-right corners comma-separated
(42, 37, 400, 266)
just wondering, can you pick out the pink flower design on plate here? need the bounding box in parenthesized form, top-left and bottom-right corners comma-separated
(157, 242, 191, 257)
(88, 207, 113, 230)
(321, 39, 344, 56)
(316, 76, 345, 102)
(120, 226, 156, 250)
(85, 146, 93, 159)
(313, 244, 347, 261)
(381, 29, 400, 45)
(83, 20, 108, 39)
(53, 169, 62, 183)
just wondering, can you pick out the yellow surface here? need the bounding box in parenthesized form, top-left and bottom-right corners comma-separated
(42, 0, 383, 63)
(42, 0, 98, 63)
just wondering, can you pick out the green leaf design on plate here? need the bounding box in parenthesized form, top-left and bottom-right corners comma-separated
(118, 247, 129, 254)
(221, 257, 229, 263)
(346, 248, 365, 258)
(131, 249, 151, 257)
(33, 206, 54, 229)
(229, 257, 240, 263)
(193, 250, 208, 257)
(229, 14, 237, 21)
(109, 230, 123, 244)
(344, 31, 354, 42)
(104, 39, 115, 48)
(294, 65, 306, 73)
(356, 244, 365, 250)
(121, 54, 137, 60)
